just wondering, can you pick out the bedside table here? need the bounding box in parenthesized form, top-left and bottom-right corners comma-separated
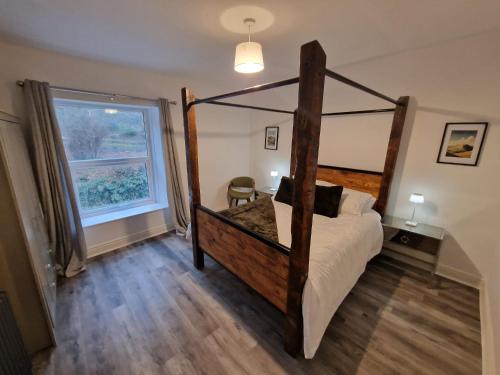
(255, 186, 277, 199)
(382, 215, 445, 287)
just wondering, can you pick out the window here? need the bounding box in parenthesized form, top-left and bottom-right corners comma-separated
(53, 92, 167, 225)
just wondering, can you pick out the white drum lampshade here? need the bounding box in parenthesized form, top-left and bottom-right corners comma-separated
(234, 41, 264, 73)
(409, 193, 425, 204)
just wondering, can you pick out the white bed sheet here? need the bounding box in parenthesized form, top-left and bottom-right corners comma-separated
(273, 200, 383, 358)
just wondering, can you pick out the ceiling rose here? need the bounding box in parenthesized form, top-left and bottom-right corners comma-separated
(220, 6, 274, 34)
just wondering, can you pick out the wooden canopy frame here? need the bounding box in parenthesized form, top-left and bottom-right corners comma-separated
(181, 40, 409, 357)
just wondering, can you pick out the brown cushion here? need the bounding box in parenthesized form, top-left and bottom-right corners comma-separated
(274, 176, 294, 205)
(275, 176, 344, 218)
(314, 184, 343, 218)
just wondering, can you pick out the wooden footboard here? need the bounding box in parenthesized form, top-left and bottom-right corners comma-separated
(196, 205, 290, 312)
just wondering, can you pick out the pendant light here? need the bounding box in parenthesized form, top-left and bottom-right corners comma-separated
(234, 18, 264, 74)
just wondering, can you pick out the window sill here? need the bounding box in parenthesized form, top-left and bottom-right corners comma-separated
(82, 202, 169, 228)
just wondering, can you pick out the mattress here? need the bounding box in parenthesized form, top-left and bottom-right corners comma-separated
(273, 200, 383, 358)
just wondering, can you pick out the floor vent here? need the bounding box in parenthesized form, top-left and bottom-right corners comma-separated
(0, 290, 31, 375)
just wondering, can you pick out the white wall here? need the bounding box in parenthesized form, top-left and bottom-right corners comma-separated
(250, 31, 500, 373)
(0, 38, 251, 255)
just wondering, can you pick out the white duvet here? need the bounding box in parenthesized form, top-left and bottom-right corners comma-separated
(273, 200, 383, 358)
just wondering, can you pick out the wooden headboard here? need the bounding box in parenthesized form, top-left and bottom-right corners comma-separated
(316, 165, 383, 198)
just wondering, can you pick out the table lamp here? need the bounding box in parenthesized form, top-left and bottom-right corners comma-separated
(270, 170, 278, 191)
(406, 193, 424, 227)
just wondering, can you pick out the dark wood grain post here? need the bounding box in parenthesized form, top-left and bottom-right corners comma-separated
(285, 41, 326, 357)
(181, 88, 204, 269)
(289, 110, 298, 177)
(374, 96, 409, 216)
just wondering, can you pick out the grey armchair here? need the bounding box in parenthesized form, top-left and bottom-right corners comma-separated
(227, 176, 255, 207)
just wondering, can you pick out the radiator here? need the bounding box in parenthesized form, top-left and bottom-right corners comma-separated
(0, 290, 32, 375)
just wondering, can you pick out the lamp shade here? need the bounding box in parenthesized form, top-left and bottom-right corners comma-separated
(234, 42, 264, 73)
(270, 170, 278, 177)
(409, 193, 424, 204)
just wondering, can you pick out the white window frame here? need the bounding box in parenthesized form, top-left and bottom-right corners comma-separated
(52, 91, 168, 225)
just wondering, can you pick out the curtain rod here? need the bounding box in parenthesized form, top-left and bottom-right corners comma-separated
(16, 80, 176, 105)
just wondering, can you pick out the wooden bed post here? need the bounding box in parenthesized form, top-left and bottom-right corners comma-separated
(285, 41, 326, 356)
(374, 96, 409, 216)
(289, 110, 298, 177)
(181, 87, 204, 269)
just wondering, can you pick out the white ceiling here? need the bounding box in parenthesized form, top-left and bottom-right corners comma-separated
(1, 0, 500, 82)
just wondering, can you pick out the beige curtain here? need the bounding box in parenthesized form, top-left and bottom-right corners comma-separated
(23, 80, 87, 277)
(159, 98, 189, 234)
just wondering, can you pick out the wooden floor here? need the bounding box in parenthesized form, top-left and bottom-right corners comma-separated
(33, 233, 481, 375)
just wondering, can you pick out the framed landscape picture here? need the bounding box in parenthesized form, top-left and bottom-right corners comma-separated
(265, 126, 279, 150)
(437, 122, 488, 166)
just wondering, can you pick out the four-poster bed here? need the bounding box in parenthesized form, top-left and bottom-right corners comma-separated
(181, 40, 409, 357)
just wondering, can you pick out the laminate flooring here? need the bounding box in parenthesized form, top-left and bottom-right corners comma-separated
(33, 233, 481, 375)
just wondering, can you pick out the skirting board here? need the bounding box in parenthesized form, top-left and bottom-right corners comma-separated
(480, 280, 496, 375)
(437, 267, 493, 374)
(87, 223, 173, 258)
(435, 263, 482, 289)
(382, 247, 481, 288)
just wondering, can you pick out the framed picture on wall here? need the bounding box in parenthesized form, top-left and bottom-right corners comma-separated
(437, 122, 488, 166)
(265, 126, 279, 150)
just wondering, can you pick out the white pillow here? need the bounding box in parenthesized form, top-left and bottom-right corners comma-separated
(363, 196, 377, 213)
(315, 180, 375, 215)
(339, 188, 373, 216)
(315, 179, 334, 187)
